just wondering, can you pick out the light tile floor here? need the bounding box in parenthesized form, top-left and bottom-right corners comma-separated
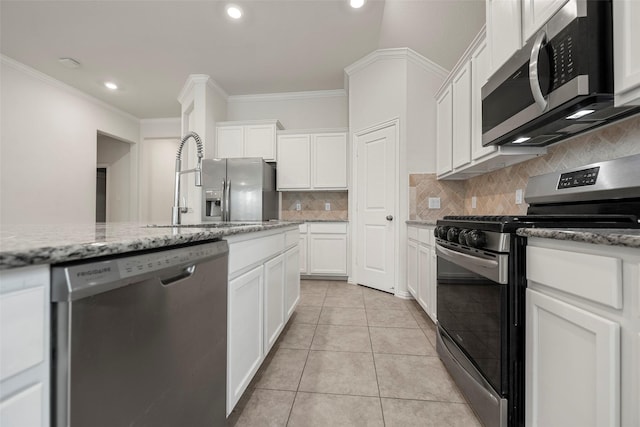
(227, 280, 483, 427)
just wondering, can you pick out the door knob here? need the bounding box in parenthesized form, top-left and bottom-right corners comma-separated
(386, 215, 393, 221)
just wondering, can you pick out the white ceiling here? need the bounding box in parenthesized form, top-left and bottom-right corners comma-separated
(0, 0, 485, 119)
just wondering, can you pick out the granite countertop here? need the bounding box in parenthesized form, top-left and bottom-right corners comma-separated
(517, 228, 640, 249)
(0, 221, 302, 270)
(406, 220, 437, 226)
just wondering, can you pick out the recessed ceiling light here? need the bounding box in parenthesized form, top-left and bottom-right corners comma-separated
(350, 0, 366, 8)
(104, 82, 118, 90)
(226, 4, 243, 19)
(58, 57, 81, 69)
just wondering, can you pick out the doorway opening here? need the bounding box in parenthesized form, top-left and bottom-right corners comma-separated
(96, 167, 107, 222)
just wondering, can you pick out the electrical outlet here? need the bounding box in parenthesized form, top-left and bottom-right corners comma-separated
(428, 197, 441, 209)
(471, 196, 477, 209)
(325, 202, 331, 211)
(515, 189, 524, 205)
(295, 202, 301, 211)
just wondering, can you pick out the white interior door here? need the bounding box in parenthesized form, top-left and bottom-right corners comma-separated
(356, 123, 396, 293)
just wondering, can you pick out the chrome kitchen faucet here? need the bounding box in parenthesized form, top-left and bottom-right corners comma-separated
(172, 131, 204, 225)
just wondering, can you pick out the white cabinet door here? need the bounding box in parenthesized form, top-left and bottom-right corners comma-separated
(299, 234, 308, 274)
(0, 265, 49, 427)
(526, 289, 620, 427)
(429, 247, 437, 323)
(436, 86, 453, 175)
(309, 234, 347, 275)
(614, 0, 640, 106)
(522, 0, 569, 43)
(216, 126, 244, 159)
(277, 134, 311, 189)
(470, 36, 495, 160)
(245, 124, 276, 162)
(452, 62, 472, 169)
(417, 244, 432, 316)
(264, 254, 285, 354)
(407, 240, 418, 299)
(487, 0, 522, 75)
(284, 246, 300, 320)
(227, 265, 264, 415)
(313, 133, 347, 189)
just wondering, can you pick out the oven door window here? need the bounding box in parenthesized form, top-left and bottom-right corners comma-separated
(437, 253, 505, 394)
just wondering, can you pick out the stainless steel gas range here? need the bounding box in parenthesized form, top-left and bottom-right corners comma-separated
(434, 154, 640, 427)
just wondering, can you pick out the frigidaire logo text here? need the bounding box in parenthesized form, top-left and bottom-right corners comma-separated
(77, 267, 111, 277)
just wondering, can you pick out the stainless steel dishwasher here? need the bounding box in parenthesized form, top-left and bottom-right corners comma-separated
(51, 240, 228, 427)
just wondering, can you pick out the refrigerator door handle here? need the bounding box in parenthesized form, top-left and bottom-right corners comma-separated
(221, 180, 227, 221)
(225, 179, 231, 221)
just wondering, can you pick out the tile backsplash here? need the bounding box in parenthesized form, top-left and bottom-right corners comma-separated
(281, 191, 348, 221)
(411, 114, 640, 219)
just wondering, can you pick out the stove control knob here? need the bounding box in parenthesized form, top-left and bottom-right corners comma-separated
(437, 226, 449, 240)
(446, 227, 460, 243)
(458, 229, 469, 246)
(467, 230, 487, 248)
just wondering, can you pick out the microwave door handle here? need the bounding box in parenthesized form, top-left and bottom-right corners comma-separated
(529, 30, 548, 112)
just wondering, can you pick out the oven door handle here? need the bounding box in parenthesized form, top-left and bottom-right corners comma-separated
(436, 244, 508, 284)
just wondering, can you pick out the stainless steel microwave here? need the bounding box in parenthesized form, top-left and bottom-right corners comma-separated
(482, 0, 639, 148)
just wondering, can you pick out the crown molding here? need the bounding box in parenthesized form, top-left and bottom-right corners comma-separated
(344, 48, 449, 79)
(227, 89, 347, 103)
(1, 55, 140, 123)
(177, 74, 229, 104)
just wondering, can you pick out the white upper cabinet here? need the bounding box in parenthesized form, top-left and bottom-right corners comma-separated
(276, 134, 311, 189)
(522, 0, 569, 43)
(436, 86, 453, 176)
(614, 0, 640, 106)
(313, 133, 348, 189)
(470, 37, 495, 160)
(486, 0, 523, 75)
(216, 120, 283, 161)
(452, 62, 472, 169)
(277, 132, 347, 191)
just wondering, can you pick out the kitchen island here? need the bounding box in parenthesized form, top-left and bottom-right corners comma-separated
(0, 221, 301, 426)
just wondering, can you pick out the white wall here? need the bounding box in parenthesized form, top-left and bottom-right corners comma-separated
(97, 134, 132, 222)
(227, 90, 348, 130)
(0, 57, 140, 225)
(138, 118, 181, 223)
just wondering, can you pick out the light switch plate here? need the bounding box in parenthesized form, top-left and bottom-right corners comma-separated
(295, 203, 301, 211)
(325, 203, 331, 211)
(428, 197, 441, 209)
(515, 189, 523, 205)
(471, 196, 477, 209)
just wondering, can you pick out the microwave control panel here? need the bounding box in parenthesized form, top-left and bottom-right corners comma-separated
(547, 19, 579, 92)
(557, 166, 600, 189)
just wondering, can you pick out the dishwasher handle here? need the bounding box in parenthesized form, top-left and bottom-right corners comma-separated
(161, 265, 196, 286)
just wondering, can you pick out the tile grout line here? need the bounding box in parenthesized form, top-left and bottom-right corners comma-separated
(365, 299, 387, 426)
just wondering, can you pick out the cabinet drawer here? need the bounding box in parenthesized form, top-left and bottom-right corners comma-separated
(228, 233, 284, 277)
(407, 226, 418, 240)
(299, 223, 308, 233)
(285, 229, 299, 249)
(418, 228, 434, 246)
(527, 246, 622, 309)
(0, 287, 46, 381)
(308, 223, 347, 234)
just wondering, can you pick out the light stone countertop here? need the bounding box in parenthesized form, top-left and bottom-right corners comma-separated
(406, 220, 437, 226)
(516, 228, 640, 249)
(0, 221, 302, 270)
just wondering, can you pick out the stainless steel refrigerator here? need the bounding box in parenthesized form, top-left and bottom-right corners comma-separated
(202, 158, 278, 221)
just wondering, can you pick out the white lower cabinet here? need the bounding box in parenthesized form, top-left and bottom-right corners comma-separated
(526, 237, 640, 427)
(264, 254, 285, 354)
(300, 222, 348, 277)
(407, 225, 437, 323)
(526, 289, 620, 427)
(228, 265, 264, 415)
(226, 227, 300, 415)
(284, 246, 300, 320)
(0, 265, 50, 427)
